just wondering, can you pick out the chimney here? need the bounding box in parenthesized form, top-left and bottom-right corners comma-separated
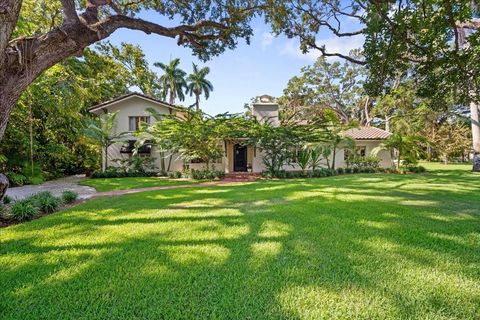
(251, 95, 279, 127)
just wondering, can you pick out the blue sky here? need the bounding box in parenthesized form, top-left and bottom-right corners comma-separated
(107, 13, 363, 115)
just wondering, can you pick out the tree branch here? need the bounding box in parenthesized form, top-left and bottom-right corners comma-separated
(304, 37, 366, 65)
(60, 0, 79, 24)
(0, 0, 23, 72)
(93, 15, 227, 48)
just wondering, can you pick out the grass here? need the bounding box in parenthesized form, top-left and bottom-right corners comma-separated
(80, 176, 201, 192)
(1, 164, 479, 319)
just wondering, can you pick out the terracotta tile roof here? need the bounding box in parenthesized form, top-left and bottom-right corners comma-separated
(344, 127, 391, 140)
(88, 92, 181, 112)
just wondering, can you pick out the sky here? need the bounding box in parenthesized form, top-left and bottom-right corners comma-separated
(107, 11, 364, 115)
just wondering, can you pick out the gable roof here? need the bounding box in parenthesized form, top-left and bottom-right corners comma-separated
(88, 92, 181, 113)
(344, 127, 391, 140)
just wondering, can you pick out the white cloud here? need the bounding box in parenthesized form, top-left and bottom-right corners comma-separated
(280, 36, 365, 62)
(261, 32, 274, 50)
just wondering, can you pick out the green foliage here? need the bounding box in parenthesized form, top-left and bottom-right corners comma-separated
(0, 46, 134, 182)
(279, 56, 365, 122)
(85, 111, 125, 172)
(10, 200, 39, 221)
(30, 192, 61, 214)
(6, 172, 28, 187)
(349, 155, 381, 171)
(186, 63, 214, 110)
(3, 195, 12, 204)
(374, 133, 427, 170)
(98, 42, 162, 97)
(62, 191, 78, 204)
(144, 109, 233, 169)
(20, 162, 44, 185)
(188, 169, 224, 180)
(113, 154, 157, 174)
(154, 58, 187, 104)
(297, 150, 310, 172)
(249, 119, 307, 177)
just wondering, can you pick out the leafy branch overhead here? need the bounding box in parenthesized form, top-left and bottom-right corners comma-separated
(0, 0, 262, 138)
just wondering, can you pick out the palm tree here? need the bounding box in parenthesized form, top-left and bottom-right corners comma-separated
(186, 63, 214, 111)
(154, 58, 187, 105)
(85, 111, 123, 172)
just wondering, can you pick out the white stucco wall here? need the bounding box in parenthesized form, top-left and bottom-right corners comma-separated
(252, 103, 280, 127)
(95, 96, 185, 172)
(250, 140, 392, 173)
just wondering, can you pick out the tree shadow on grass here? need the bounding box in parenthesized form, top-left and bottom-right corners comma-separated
(1, 169, 479, 319)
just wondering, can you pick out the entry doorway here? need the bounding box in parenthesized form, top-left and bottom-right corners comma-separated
(233, 144, 247, 172)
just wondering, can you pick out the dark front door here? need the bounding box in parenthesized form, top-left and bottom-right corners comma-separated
(234, 144, 247, 172)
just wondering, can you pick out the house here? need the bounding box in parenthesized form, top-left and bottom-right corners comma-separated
(89, 93, 392, 173)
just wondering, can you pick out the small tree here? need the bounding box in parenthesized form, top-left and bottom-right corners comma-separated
(248, 119, 305, 176)
(297, 150, 310, 173)
(85, 112, 124, 172)
(308, 146, 323, 171)
(373, 133, 426, 171)
(144, 108, 227, 170)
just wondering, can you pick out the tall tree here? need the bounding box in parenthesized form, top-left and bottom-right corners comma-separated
(0, 0, 262, 197)
(154, 58, 187, 105)
(98, 42, 162, 97)
(268, 1, 480, 171)
(186, 63, 214, 111)
(279, 56, 366, 124)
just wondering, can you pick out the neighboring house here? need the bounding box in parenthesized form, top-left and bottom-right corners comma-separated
(89, 92, 392, 173)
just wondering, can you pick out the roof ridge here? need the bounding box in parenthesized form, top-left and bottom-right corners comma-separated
(88, 92, 180, 112)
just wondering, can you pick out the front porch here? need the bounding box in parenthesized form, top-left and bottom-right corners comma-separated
(224, 140, 256, 173)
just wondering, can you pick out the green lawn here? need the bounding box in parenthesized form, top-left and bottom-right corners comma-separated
(1, 165, 479, 319)
(80, 176, 201, 192)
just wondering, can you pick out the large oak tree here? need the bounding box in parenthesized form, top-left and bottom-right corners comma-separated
(0, 0, 262, 139)
(0, 0, 262, 196)
(269, 0, 480, 171)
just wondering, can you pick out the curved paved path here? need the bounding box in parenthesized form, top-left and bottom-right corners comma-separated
(6, 175, 97, 201)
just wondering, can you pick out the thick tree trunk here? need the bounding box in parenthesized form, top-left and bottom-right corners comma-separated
(471, 102, 480, 172)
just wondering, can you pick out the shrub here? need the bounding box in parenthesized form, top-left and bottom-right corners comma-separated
(336, 168, 344, 175)
(158, 171, 167, 177)
(30, 192, 61, 213)
(276, 170, 287, 179)
(344, 167, 352, 174)
(168, 172, 175, 178)
(3, 195, 12, 204)
(214, 171, 225, 179)
(10, 200, 39, 221)
(418, 165, 426, 173)
(62, 191, 78, 204)
(352, 167, 359, 173)
(174, 171, 182, 179)
(6, 172, 28, 186)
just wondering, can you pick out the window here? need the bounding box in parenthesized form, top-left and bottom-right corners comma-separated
(356, 146, 366, 157)
(344, 146, 366, 161)
(128, 116, 150, 131)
